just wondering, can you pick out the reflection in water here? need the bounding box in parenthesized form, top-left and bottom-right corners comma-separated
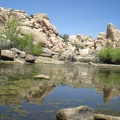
(22, 83, 55, 104)
(103, 87, 120, 103)
(0, 63, 55, 105)
(0, 63, 120, 119)
(0, 63, 120, 105)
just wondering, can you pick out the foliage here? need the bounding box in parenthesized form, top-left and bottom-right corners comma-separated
(16, 34, 42, 56)
(0, 18, 42, 56)
(98, 47, 120, 64)
(110, 48, 120, 64)
(31, 43, 42, 56)
(59, 34, 69, 43)
(75, 44, 84, 51)
(98, 47, 112, 63)
(0, 18, 20, 43)
(30, 14, 34, 18)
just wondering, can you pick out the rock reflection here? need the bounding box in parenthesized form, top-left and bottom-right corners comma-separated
(21, 83, 55, 104)
(0, 63, 120, 105)
(103, 87, 120, 104)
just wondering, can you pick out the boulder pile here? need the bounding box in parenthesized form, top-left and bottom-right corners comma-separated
(1, 48, 36, 63)
(0, 7, 120, 63)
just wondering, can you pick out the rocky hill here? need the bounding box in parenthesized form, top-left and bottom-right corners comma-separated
(0, 7, 120, 63)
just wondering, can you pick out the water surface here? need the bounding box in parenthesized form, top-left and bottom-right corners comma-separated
(0, 63, 120, 120)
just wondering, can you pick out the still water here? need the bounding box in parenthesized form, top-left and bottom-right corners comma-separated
(0, 63, 120, 120)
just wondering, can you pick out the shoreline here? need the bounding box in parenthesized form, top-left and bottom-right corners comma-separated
(1, 56, 120, 69)
(36, 56, 120, 68)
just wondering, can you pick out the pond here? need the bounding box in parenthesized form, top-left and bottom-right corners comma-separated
(0, 63, 120, 120)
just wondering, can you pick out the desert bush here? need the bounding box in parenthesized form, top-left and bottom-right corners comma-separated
(98, 47, 120, 64)
(16, 34, 42, 56)
(111, 48, 120, 64)
(0, 18, 20, 42)
(0, 18, 42, 56)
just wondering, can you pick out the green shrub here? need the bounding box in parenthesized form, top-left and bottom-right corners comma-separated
(0, 18, 20, 42)
(98, 47, 120, 64)
(98, 47, 112, 63)
(16, 34, 42, 56)
(16, 34, 33, 50)
(30, 43, 42, 56)
(111, 48, 120, 64)
(0, 18, 42, 56)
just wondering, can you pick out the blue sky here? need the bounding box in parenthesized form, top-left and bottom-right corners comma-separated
(0, 0, 120, 39)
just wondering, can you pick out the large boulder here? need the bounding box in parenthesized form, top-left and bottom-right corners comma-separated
(106, 23, 120, 40)
(1, 50, 14, 61)
(11, 48, 22, 54)
(41, 48, 56, 58)
(41, 19, 58, 35)
(51, 42, 66, 52)
(56, 106, 94, 120)
(25, 54, 36, 63)
(97, 32, 106, 40)
(19, 51, 26, 58)
(20, 26, 48, 46)
(95, 40, 106, 51)
(33, 13, 49, 20)
(14, 10, 27, 21)
(79, 48, 89, 57)
(59, 48, 77, 62)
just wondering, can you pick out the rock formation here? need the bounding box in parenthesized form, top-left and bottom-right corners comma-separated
(0, 7, 120, 63)
(95, 23, 120, 51)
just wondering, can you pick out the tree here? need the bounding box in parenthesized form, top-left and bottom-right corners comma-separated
(59, 34, 69, 43)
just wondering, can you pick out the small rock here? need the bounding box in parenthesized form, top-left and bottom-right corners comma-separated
(20, 51, 26, 58)
(25, 54, 36, 63)
(34, 74, 51, 80)
(11, 48, 22, 54)
(94, 114, 120, 120)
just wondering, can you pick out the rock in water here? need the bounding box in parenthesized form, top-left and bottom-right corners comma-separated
(56, 105, 94, 120)
(34, 74, 51, 80)
(94, 114, 120, 120)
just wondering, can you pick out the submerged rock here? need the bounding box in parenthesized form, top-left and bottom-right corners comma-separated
(34, 74, 51, 80)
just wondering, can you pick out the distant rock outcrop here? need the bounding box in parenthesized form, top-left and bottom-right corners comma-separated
(106, 23, 120, 40)
(95, 23, 120, 51)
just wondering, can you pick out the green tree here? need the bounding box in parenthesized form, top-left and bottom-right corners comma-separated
(59, 34, 69, 43)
